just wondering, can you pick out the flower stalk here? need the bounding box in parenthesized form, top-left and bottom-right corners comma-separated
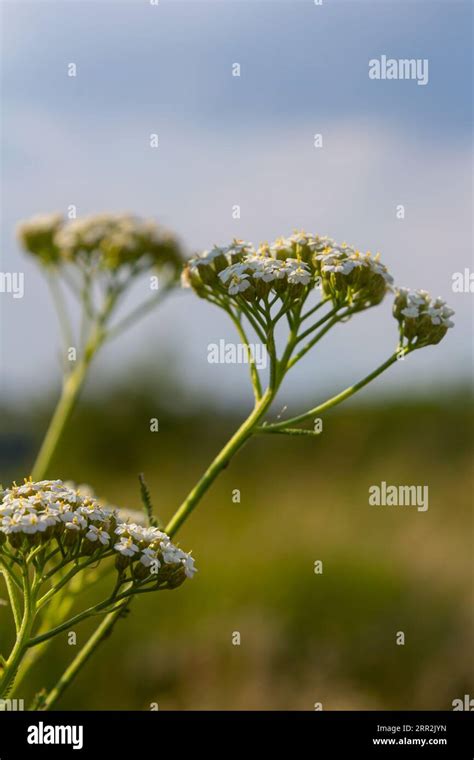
(0, 480, 196, 700)
(2, 227, 454, 709)
(17, 212, 183, 481)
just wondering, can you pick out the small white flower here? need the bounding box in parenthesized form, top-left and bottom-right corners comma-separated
(160, 541, 181, 565)
(218, 263, 248, 284)
(322, 260, 346, 274)
(18, 213, 63, 234)
(64, 518, 84, 532)
(139, 548, 160, 568)
(426, 305, 454, 327)
(182, 554, 197, 578)
(243, 252, 270, 270)
(114, 522, 155, 541)
(310, 236, 336, 253)
(285, 260, 312, 285)
(61, 511, 87, 529)
(269, 237, 292, 257)
(408, 290, 429, 306)
(289, 231, 312, 246)
(114, 537, 139, 557)
(252, 259, 286, 282)
(195, 247, 225, 265)
(19, 513, 47, 534)
(139, 526, 168, 544)
(228, 274, 251, 295)
(85, 525, 110, 545)
(78, 504, 109, 522)
(40, 510, 59, 528)
(225, 240, 255, 257)
(401, 305, 420, 318)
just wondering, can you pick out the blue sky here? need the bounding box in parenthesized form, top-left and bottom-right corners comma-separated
(1, 0, 472, 406)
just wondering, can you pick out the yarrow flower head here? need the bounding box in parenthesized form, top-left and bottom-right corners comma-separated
(17, 213, 63, 265)
(182, 231, 394, 312)
(181, 229, 453, 397)
(0, 479, 196, 588)
(393, 288, 455, 348)
(16, 214, 184, 404)
(17, 213, 183, 275)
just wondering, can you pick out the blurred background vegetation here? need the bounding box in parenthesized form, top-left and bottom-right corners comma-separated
(0, 369, 472, 710)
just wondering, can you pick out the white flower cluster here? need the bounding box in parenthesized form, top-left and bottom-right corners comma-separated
(182, 232, 394, 310)
(18, 213, 182, 272)
(218, 255, 312, 294)
(0, 480, 196, 581)
(182, 233, 323, 300)
(113, 522, 196, 579)
(16, 213, 64, 265)
(393, 288, 455, 347)
(314, 244, 394, 285)
(396, 289, 454, 326)
(55, 214, 166, 253)
(183, 231, 454, 351)
(18, 213, 63, 236)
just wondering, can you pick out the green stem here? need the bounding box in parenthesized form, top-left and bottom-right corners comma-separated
(39, 602, 129, 711)
(34, 300, 404, 708)
(165, 387, 275, 537)
(46, 271, 75, 358)
(31, 293, 116, 480)
(287, 312, 347, 370)
(234, 299, 267, 342)
(225, 307, 263, 401)
(28, 593, 125, 647)
(295, 305, 340, 344)
(301, 295, 331, 321)
(37, 387, 277, 708)
(11, 586, 77, 695)
(0, 561, 22, 633)
(31, 360, 91, 481)
(257, 427, 322, 437)
(11, 565, 114, 697)
(259, 351, 404, 432)
(38, 550, 115, 608)
(106, 282, 173, 342)
(0, 567, 36, 699)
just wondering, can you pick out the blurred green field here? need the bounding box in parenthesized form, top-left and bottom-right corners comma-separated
(1, 380, 472, 710)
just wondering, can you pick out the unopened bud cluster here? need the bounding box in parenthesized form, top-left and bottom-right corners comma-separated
(0, 479, 196, 588)
(393, 288, 455, 348)
(17, 213, 182, 274)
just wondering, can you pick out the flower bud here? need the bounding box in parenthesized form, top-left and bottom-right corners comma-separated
(133, 561, 151, 581)
(115, 553, 131, 571)
(17, 213, 63, 265)
(181, 264, 207, 297)
(8, 532, 23, 550)
(393, 288, 454, 348)
(166, 567, 186, 589)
